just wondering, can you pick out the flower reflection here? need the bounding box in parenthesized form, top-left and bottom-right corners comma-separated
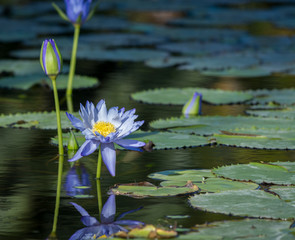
(69, 195, 143, 239)
(64, 164, 91, 198)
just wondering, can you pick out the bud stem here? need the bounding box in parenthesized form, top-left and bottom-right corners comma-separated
(96, 179, 102, 218)
(96, 147, 102, 179)
(66, 24, 81, 113)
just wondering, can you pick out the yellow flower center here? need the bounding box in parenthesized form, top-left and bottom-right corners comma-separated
(92, 121, 116, 137)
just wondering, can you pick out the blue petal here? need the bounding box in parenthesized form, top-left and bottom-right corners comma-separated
(81, 140, 99, 157)
(98, 101, 108, 122)
(101, 143, 116, 176)
(69, 227, 87, 240)
(116, 206, 143, 220)
(81, 216, 99, 227)
(114, 220, 144, 226)
(68, 140, 93, 162)
(101, 195, 116, 223)
(115, 139, 145, 148)
(66, 112, 85, 131)
(70, 202, 90, 217)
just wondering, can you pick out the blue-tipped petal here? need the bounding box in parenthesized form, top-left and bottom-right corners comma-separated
(70, 202, 90, 217)
(68, 140, 92, 162)
(101, 195, 116, 223)
(116, 206, 143, 220)
(81, 216, 99, 227)
(101, 143, 116, 177)
(66, 112, 85, 131)
(69, 227, 87, 240)
(81, 140, 99, 157)
(114, 220, 144, 226)
(115, 139, 145, 148)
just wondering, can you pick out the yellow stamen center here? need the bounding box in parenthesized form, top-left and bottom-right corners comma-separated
(92, 121, 116, 137)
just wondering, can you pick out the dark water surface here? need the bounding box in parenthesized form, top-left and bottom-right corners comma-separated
(1, 0, 295, 239)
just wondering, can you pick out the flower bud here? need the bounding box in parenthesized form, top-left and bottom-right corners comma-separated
(182, 92, 202, 117)
(40, 39, 62, 78)
(67, 130, 79, 150)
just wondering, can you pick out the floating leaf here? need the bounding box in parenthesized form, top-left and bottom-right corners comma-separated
(0, 60, 46, 76)
(213, 162, 295, 185)
(189, 190, 295, 219)
(160, 178, 258, 193)
(0, 111, 74, 129)
(11, 48, 170, 62)
(248, 88, 295, 105)
(111, 181, 199, 198)
(157, 41, 239, 56)
(177, 219, 294, 239)
(200, 67, 272, 78)
(115, 225, 177, 239)
(51, 131, 211, 150)
(148, 169, 214, 182)
(150, 116, 295, 135)
(132, 88, 253, 105)
(0, 74, 99, 90)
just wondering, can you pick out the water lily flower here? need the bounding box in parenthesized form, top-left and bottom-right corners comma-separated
(64, 164, 91, 198)
(182, 92, 202, 117)
(69, 195, 143, 239)
(40, 39, 62, 78)
(64, 0, 92, 24)
(66, 100, 145, 176)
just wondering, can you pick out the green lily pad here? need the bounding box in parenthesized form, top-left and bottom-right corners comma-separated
(160, 178, 258, 193)
(148, 169, 214, 182)
(178, 219, 295, 239)
(248, 89, 295, 105)
(0, 60, 45, 76)
(270, 186, 295, 206)
(0, 111, 75, 129)
(214, 129, 295, 149)
(111, 181, 199, 198)
(131, 88, 253, 105)
(11, 48, 170, 62)
(189, 189, 295, 220)
(0, 74, 99, 90)
(150, 116, 295, 135)
(200, 67, 272, 78)
(51, 131, 211, 150)
(213, 162, 295, 185)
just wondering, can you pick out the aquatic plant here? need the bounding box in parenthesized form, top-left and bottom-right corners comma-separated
(53, 0, 96, 113)
(40, 39, 63, 156)
(66, 100, 145, 178)
(69, 195, 143, 239)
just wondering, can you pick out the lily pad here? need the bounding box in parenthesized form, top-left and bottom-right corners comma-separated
(145, 53, 259, 70)
(111, 181, 199, 198)
(0, 60, 47, 76)
(148, 169, 214, 182)
(51, 131, 211, 150)
(178, 219, 295, 239)
(0, 111, 75, 129)
(214, 129, 295, 149)
(248, 88, 295, 105)
(157, 41, 239, 56)
(131, 88, 253, 105)
(246, 107, 295, 119)
(11, 48, 170, 62)
(150, 116, 295, 135)
(0, 74, 99, 90)
(200, 67, 272, 78)
(213, 162, 295, 185)
(189, 189, 295, 220)
(160, 178, 258, 193)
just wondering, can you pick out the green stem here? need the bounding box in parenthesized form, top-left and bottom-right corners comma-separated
(66, 24, 80, 113)
(51, 76, 64, 156)
(96, 179, 102, 218)
(51, 154, 64, 234)
(96, 147, 102, 179)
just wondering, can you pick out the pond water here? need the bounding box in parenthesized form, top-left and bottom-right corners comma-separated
(1, 0, 295, 239)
